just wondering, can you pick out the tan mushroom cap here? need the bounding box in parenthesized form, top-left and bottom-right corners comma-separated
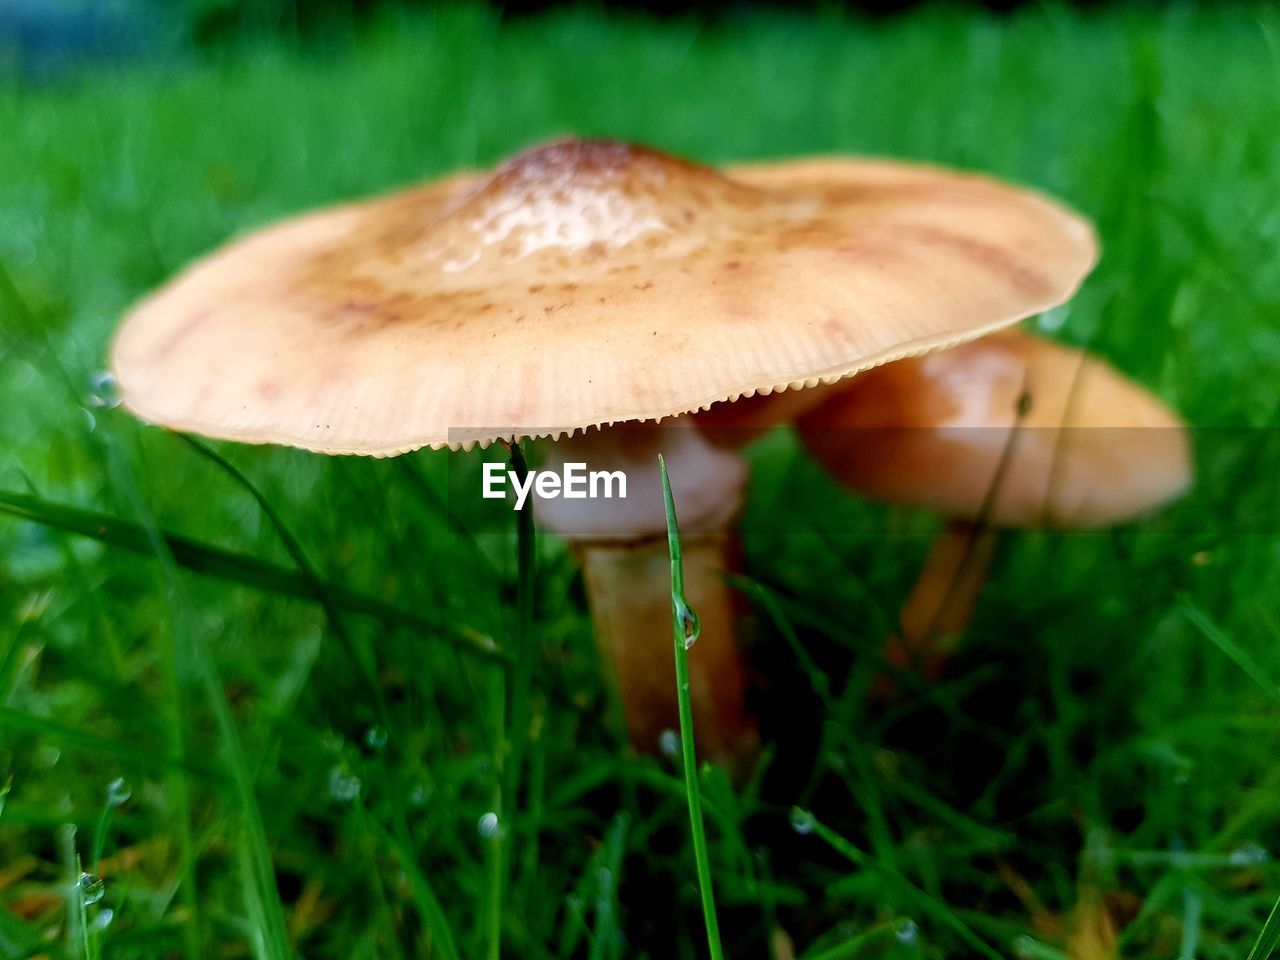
(111, 139, 1097, 456)
(796, 329, 1192, 528)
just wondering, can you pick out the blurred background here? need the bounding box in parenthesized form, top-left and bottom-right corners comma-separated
(3, 1, 1280, 959)
(0, 0, 1219, 66)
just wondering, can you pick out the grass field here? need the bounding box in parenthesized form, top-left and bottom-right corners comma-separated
(3, 3, 1280, 957)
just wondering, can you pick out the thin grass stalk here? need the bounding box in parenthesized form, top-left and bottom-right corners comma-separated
(659, 454, 725, 960)
(0, 489, 506, 665)
(504, 441, 537, 819)
(1247, 892, 1280, 960)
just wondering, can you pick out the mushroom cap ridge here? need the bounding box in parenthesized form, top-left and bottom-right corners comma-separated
(111, 139, 1098, 456)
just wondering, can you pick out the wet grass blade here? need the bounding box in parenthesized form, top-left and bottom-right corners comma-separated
(800, 918, 914, 959)
(0, 488, 506, 666)
(0, 706, 219, 780)
(498, 440, 538, 957)
(659, 453, 725, 960)
(1182, 601, 1280, 705)
(366, 813, 461, 960)
(803, 810, 1004, 960)
(1247, 893, 1280, 960)
(179, 436, 392, 725)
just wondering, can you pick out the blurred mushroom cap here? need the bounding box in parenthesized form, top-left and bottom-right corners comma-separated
(111, 139, 1096, 457)
(796, 329, 1192, 528)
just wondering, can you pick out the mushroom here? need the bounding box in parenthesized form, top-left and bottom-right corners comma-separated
(110, 138, 1097, 759)
(531, 421, 754, 763)
(795, 328, 1192, 680)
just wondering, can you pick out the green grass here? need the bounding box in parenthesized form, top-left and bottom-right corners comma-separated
(3, 2, 1280, 957)
(661, 452, 725, 960)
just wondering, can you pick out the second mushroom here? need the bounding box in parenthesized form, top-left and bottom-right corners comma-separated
(795, 328, 1192, 681)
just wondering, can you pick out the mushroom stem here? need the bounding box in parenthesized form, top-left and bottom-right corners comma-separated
(575, 530, 756, 766)
(889, 520, 997, 680)
(532, 420, 757, 768)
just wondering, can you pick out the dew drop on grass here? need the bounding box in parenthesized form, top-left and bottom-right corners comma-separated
(789, 807, 815, 835)
(320, 731, 346, 753)
(894, 919, 918, 944)
(327, 766, 361, 803)
(78, 873, 105, 906)
(87, 371, 121, 410)
(35, 745, 60, 768)
(678, 601, 700, 650)
(1012, 934, 1051, 959)
(1036, 304, 1069, 333)
(477, 811, 502, 839)
(1229, 842, 1268, 866)
(659, 729, 679, 758)
(105, 778, 131, 807)
(92, 908, 115, 931)
(364, 726, 388, 752)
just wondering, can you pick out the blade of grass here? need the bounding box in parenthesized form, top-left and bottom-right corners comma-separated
(506, 441, 538, 782)
(502, 439, 537, 890)
(99, 434, 290, 960)
(395, 454, 499, 582)
(0, 907, 41, 960)
(0, 706, 220, 780)
(485, 662, 506, 960)
(65, 838, 89, 960)
(804, 810, 1004, 960)
(800, 918, 914, 960)
(589, 813, 628, 960)
(1181, 600, 1280, 705)
(0, 489, 506, 666)
(1247, 894, 1280, 960)
(659, 453, 725, 960)
(483, 441, 539, 960)
(727, 573, 830, 702)
(179, 436, 390, 727)
(365, 812, 461, 960)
